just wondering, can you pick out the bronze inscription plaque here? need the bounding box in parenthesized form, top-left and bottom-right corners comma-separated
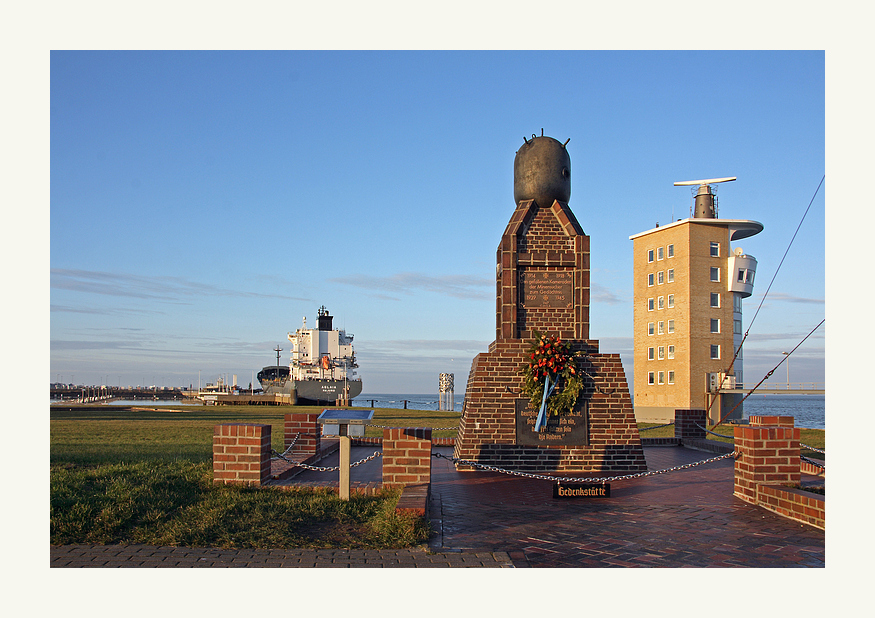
(520, 270, 573, 308)
(515, 398, 588, 446)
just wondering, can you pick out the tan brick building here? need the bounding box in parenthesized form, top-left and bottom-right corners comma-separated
(629, 181, 762, 423)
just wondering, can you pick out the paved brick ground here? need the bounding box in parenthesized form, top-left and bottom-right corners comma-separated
(51, 444, 824, 568)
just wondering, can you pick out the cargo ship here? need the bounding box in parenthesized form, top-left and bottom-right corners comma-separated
(257, 306, 362, 405)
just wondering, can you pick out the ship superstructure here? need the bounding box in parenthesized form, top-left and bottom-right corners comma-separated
(257, 306, 362, 405)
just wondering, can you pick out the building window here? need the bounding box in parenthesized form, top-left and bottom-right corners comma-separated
(734, 319, 743, 335)
(734, 294, 743, 313)
(648, 322, 654, 336)
(657, 271, 664, 285)
(667, 244, 674, 258)
(668, 371, 675, 384)
(658, 321, 664, 335)
(648, 372, 655, 385)
(746, 270, 755, 284)
(657, 246, 664, 260)
(648, 273, 654, 286)
(711, 292, 720, 308)
(648, 298, 654, 311)
(711, 318, 720, 333)
(667, 268, 674, 283)
(711, 267, 720, 282)
(648, 249, 654, 263)
(667, 294, 674, 308)
(710, 242, 720, 257)
(648, 347, 655, 360)
(668, 319, 675, 333)
(738, 269, 745, 283)
(657, 346, 664, 360)
(658, 371, 665, 385)
(668, 345, 675, 359)
(657, 296, 664, 310)
(711, 345, 720, 360)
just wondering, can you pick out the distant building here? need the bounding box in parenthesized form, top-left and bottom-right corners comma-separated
(629, 180, 762, 423)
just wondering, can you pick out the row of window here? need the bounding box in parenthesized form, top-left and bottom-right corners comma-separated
(647, 269, 675, 286)
(647, 320, 675, 335)
(648, 294, 674, 311)
(647, 370, 675, 385)
(647, 244, 675, 263)
(647, 319, 740, 337)
(647, 345, 675, 360)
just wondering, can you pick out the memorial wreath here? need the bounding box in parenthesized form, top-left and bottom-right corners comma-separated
(520, 332, 585, 431)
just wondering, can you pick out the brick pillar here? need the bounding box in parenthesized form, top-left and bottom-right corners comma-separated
(213, 423, 272, 485)
(734, 415, 800, 505)
(382, 427, 432, 488)
(285, 412, 321, 460)
(674, 409, 706, 440)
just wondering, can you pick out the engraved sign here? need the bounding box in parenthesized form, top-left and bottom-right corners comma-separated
(553, 483, 610, 499)
(515, 398, 588, 446)
(520, 271, 573, 308)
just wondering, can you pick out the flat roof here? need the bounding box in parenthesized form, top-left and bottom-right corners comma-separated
(629, 218, 763, 241)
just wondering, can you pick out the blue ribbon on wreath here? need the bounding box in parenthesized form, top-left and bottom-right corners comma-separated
(534, 373, 558, 432)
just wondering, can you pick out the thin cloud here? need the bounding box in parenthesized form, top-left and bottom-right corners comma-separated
(330, 272, 493, 300)
(591, 283, 626, 305)
(750, 292, 824, 305)
(51, 268, 309, 303)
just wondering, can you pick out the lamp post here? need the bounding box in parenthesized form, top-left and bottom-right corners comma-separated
(782, 352, 790, 388)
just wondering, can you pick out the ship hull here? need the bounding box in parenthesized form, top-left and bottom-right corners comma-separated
(264, 378, 363, 405)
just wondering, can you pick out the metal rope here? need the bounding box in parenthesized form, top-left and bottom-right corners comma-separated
(694, 422, 734, 439)
(800, 455, 825, 470)
(800, 442, 825, 455)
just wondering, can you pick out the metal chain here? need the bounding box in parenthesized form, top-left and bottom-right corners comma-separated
(274, 433, 300, 458)
(801, 442, 825, 455)
(271, 449, 382, 471)
(801, 455, 825, 470)
(639, 421, 675, 431)
(695, 422, 734, 439)
(432, 450, 737, 483)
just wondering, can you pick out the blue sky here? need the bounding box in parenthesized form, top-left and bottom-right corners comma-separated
(47, 50, 826, 393)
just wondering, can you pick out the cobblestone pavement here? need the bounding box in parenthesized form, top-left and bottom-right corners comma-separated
(49, 544, 514, 568)
(51, 445, 825, 568)
(429, 446, 825, 567)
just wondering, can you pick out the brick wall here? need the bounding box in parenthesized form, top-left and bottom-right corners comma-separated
(382, 427, 432, 487)
(455, 339, 646, 472)
(213, 423, 272, 485)
(496, 199, 589, 341)
(284, 412, 321, 459)
(733, 415, 823, 529)
(674, 409, 706, 440)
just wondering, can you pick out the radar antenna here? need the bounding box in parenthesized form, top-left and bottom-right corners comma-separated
(674, 177, 736, 219)
(274, 346, 283, 366)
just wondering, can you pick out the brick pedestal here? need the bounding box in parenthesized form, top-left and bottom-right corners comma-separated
(734, 415, 801, 505)
(284, 412, 321, 460)
(382, 428, 432, 487)
(213, 424, 272, 485)
(675, 409, 707, 440)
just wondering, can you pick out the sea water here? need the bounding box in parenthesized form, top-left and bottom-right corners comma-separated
(351, 393, 825, 429)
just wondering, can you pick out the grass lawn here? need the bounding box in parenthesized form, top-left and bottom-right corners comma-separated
(50, 404, 441, 549)
(51, 403, 824, 548)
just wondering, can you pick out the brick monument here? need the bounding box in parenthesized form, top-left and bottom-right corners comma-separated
(453, 134, 646, 472)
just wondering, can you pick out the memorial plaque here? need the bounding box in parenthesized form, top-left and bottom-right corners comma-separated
(520, 270, 573, 308)
(515, 398, 588, 446)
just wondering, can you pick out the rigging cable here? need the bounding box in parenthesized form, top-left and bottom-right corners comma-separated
(706, 175, 825, 417)
(712, 318, 824, 429)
